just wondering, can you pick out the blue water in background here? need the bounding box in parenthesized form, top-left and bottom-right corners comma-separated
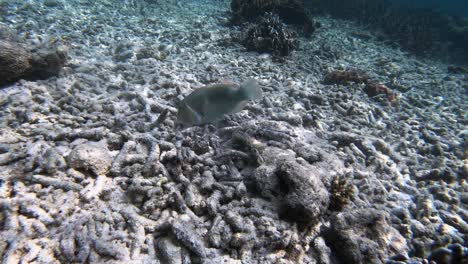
(391, 0, 468, 17)
(306, 0, 467, 64)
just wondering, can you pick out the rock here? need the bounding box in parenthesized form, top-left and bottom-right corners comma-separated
(42, 147, 67, 174)
(293, 144, 322, 164)
(113, 42, 133, 62)
(313, 236, 332, 264)
(252, 147, 329, 223)
(156, 237, 183, 264)
(0, 26, 67, 87)
(68, 142, 113, 176)
(323, 209, 408, 264)
(429, 247, 453, 264)
(428, 243, 468, 264)
(0, 40, 31, 86)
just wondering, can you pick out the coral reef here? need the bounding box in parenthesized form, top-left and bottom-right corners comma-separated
(241, 13, 299, 56)
(231, 0, 316, 36)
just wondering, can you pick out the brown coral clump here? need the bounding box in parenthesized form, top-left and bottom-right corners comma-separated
(0, 26, 67, 87)
(329, 175, 354, 211)
(323, 69, 398, 104)
(364, 82, 398, 104)
(323, 69, 369, 85)
(0, 41, 32, 86)
(242, 13, 299, 56)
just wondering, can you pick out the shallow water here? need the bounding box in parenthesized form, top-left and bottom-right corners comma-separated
(0, 0, 466, 263)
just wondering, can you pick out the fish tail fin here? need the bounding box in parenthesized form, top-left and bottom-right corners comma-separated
(240, 78, 262, 100)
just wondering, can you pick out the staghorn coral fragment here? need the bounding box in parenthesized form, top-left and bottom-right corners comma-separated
(109, 141, 135, 176)
(184, 185, 204, 214)
(171, 219, 207, 258)
(66, 168, 86, 182)
(120, 207, 169, 232)
(208, 216, 232, 249)
(21, 240, 41, 263)
(130, 224, 146, 260)
(170, 189, 202, 224)
(142, 142, 162, 177)
(59, 232, 77, 262)
(55, 127, 108, 141)
(215, 149, 250, 161)
(206, 190, 222, 216)
(80, 175, 110, 202)
(93, 238, 129, 260)
(145, 235, 156, 260)
(41, 147, 67, 174)
(26, 174, 83, 191)
(231, 131, 265, 165)
(19, 203, 55, 225)
(0, 145, 27, 166)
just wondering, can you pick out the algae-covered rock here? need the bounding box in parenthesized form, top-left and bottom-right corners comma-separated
(0, 40, 32, 86)
(253, 147, 329, 223)
(0, 25, 67, 87)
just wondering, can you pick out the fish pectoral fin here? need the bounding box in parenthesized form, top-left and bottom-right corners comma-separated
(185, 102, 203, 124)
(229, 101, 248, 114)
(195, 95, 211, 123)
(201, 95, 209, 117)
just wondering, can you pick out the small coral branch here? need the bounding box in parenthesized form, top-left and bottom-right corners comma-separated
(329, 175, 355, 211)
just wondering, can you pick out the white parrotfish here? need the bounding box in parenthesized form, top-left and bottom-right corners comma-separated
(176, 78, 262, 126)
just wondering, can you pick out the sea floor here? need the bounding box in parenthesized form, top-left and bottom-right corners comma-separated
(0, 0, 467, 263)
